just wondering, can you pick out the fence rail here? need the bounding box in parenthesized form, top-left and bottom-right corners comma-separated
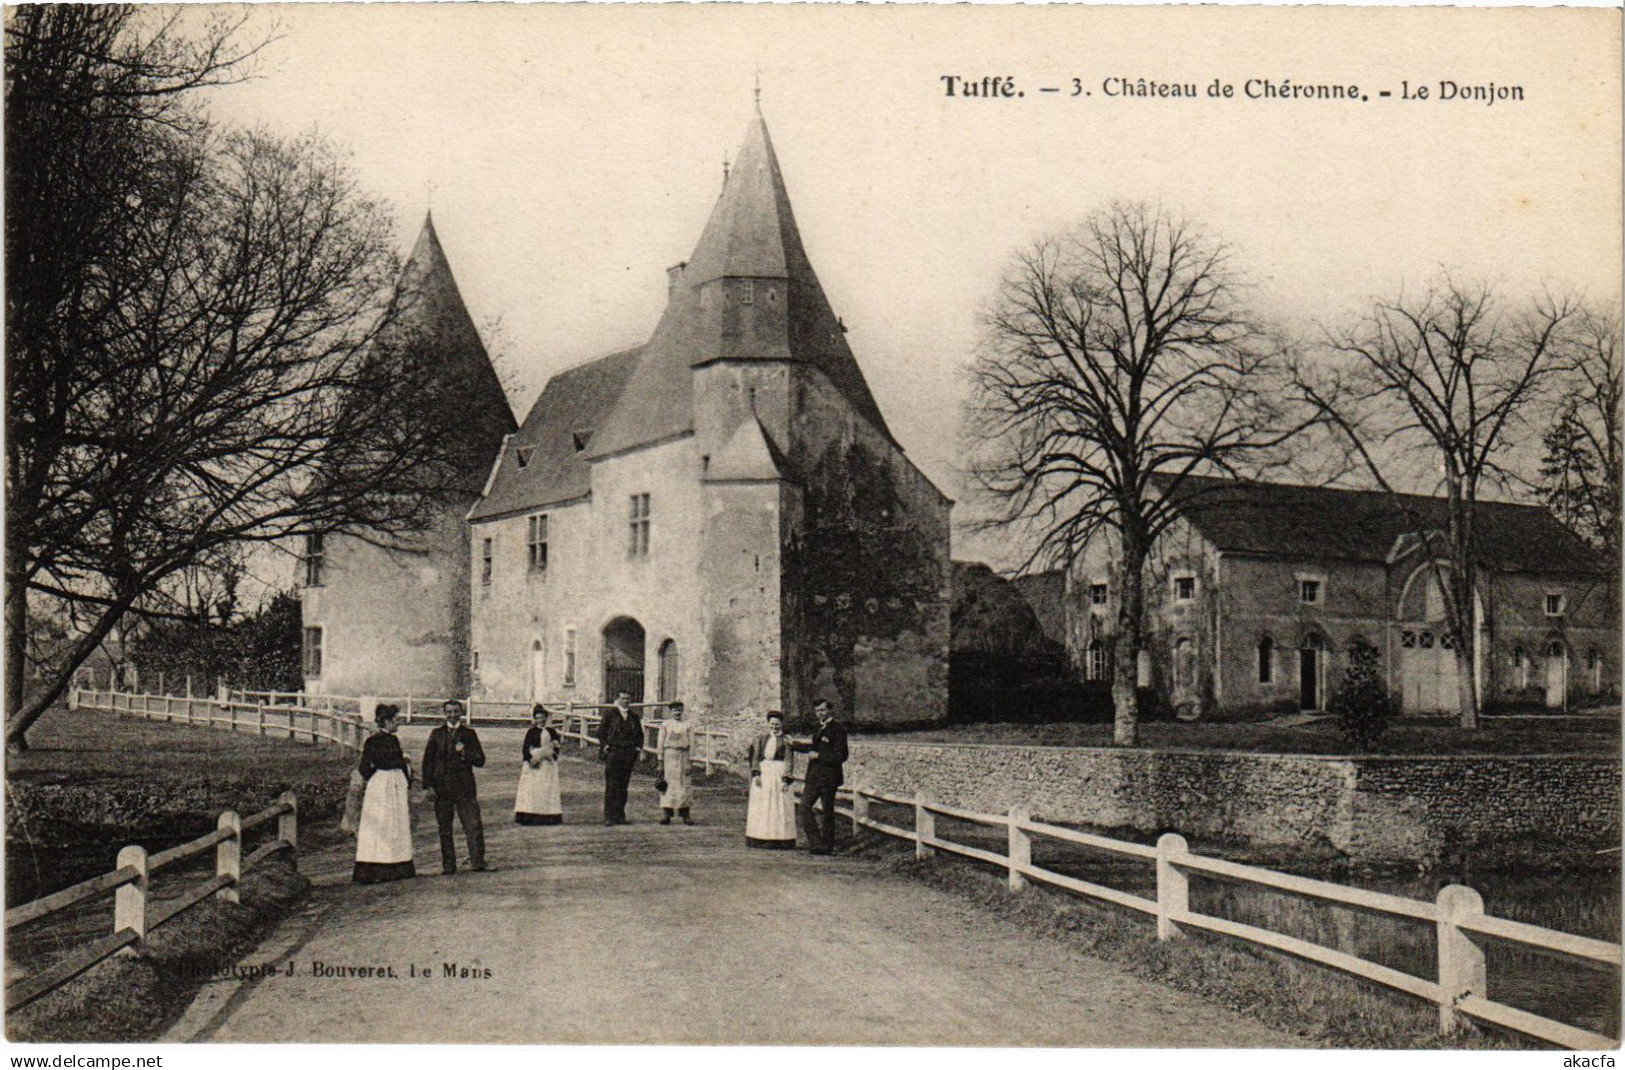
(73, 689, 732, 772)
(4, 794, 298, 1013)
(831, 786, 1619, 1050)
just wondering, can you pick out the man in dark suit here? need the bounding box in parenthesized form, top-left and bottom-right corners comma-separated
(422, 700, 491, 874)
(598, 690, 642, 825)
(794, 698, 848, 855)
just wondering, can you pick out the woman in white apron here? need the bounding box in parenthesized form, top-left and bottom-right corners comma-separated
(657, 701, 694, 825)
(745, 710, 797, 849)
(353, 704, 416, 883)
(515, 705, 563, 825)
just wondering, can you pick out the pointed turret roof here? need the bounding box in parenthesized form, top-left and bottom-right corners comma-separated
(383, 213, 516, 493)
(583, 111, 891, 461)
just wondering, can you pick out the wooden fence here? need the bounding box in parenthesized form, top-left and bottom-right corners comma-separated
(4, 794, 298, 1013)
(829, 786, 1620, 1050)
(74, 689, 732, 772)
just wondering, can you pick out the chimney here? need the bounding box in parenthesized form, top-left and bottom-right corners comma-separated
(667, 261, 687, 294)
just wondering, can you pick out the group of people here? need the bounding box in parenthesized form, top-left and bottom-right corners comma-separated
(348, 694, 849, 883)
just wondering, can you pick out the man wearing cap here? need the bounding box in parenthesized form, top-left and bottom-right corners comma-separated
(793, 699, 848, 855)
(422, 700, 492, 874)
(598, 690, 643, 825)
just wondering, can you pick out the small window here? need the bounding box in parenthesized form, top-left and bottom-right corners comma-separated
(303, 534, 325, 587)
(1513, 646, 1529, 689)
(481, 537, 493, 586)
(472, 650, 480, 672)
(766, 286, 777, 305)
(1173, 575, 1196, 602)
(563, 628, 577, 687)
(1418, 631, 1435, 649)
(1439, 632, 1458, 651)
(1545, 593, 1566, 617)
(1400, 630, 1416, 648)
(629, 493, 651, 557)
(1299, 579, 1321, 605)
(528, 514, 549, 573)
(516, 446, 534, 470)
(1258, 637, 1274, 684)
(1089, 583, 1108, 607)
(302, 627, 323, 678)
(741, 279, 754, 305)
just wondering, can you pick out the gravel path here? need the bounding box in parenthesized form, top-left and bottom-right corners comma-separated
(172, 728, 1301, 1047)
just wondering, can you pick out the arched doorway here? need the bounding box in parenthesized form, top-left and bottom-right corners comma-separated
(1544, 639, 1567, 710)
(657, 639, 680, 703)
(601, 617, 646, 703)
(1299, 633, 1326, 711)
(529, 639, 547, 703)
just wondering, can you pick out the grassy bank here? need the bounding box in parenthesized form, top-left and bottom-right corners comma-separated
(5, 705, 351, 1040)
(871, 714, 1620, 756)
(847, 834, 1544, 1050)
(7, 859, 309, 1042)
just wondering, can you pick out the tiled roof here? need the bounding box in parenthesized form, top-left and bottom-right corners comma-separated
(468, 347, 643, 521)
(1154, 474, 1608, 575)
(584, 111, 891, 460)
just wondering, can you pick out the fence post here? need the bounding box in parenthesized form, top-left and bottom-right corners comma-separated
(277, 792, 299, 862)
(853, 788, 870, 831)
(1008, 805, 1032, 893)
(216, 811, 242, 904)
(1156, 832, 1189, 941)
(914, 793, 935, 860)
(113, 845, 149, 950)
(1436, 884, 1486, 1036)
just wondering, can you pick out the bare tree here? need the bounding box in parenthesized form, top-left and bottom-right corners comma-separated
(1296, 275, 1579, 729)
(965, 202, 1306, 745)
(1540, 303, 1621, 561)
(5, 8, 486, 748)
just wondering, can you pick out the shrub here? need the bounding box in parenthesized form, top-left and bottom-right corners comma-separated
(1330, 636, 1393, 750)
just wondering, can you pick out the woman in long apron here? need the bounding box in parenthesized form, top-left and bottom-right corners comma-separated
(745, 710, 797, 849)
(515, 704, 563, 825)
(657, 701, 694, 825)
(353, 704, 416, 883)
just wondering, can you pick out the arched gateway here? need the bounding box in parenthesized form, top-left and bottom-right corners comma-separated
(602, 616, 646, 702)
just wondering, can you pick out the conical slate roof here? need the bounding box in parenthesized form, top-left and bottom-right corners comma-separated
(382, 213, 516, 493)
(584, 111, 891, 461)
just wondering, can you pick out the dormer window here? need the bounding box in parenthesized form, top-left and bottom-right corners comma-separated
(1545, 592, 1566, 617)
(1300, 580, 1321, 605)
(1173, 574, 1196, 602)
(1089, 583, 1108, 607)
(516, 446, 534, 470)
(741, 279, 754, 305)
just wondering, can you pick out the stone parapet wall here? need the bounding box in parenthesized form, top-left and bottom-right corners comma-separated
(846, 741, 1620, 866)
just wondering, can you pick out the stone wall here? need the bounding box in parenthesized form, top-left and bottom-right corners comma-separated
(845, 740, 1620, 866)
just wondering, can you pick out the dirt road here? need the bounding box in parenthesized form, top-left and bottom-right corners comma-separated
(173, 728, 1300, 1046)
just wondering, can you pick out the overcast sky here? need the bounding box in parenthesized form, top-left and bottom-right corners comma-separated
(203, 4, 1621, 573)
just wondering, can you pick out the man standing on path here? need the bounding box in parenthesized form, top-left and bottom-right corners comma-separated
(599, 690, 642, 825)
(423, 700, 492, 874)
(794, 699, 848, 855)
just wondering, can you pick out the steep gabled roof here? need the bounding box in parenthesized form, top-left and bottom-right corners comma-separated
(584, 110, 891, 460)
(706, 416, 788, 483)
(468, 346, 643, 521)
(1153, 474, 1608, 575)
(383, 213, 516, 492)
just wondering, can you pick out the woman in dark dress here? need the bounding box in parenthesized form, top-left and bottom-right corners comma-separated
(514, 704, 563, 825)
(352, 704, 416, 883)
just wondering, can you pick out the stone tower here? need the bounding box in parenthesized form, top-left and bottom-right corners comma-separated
(300, 213, 516, 698)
